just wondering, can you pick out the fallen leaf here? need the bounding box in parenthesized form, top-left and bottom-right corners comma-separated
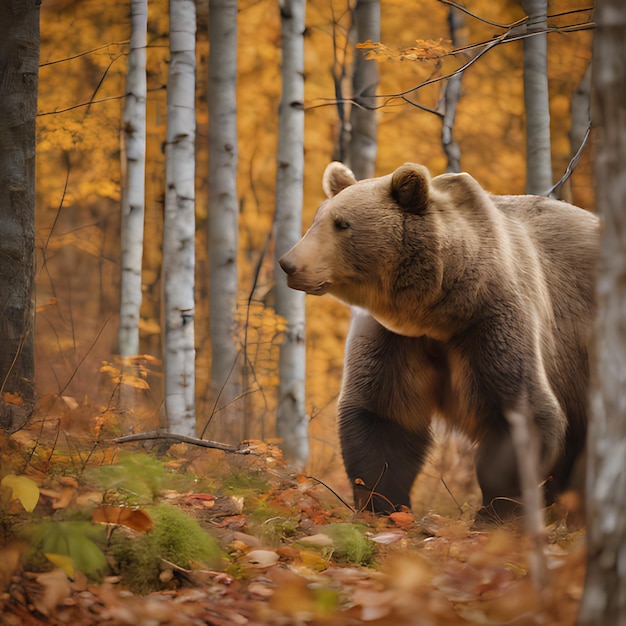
(92, 505, 153, 532)
(243, 549, 279, 569)
(45, 553, 75, 578)
(389, 510, 415, 530)
(298, 549, 330, 571)
(1, 474, 40, 512)
(369, 531, 405, 545)
(32, 569, 71, 616)
(297, 533, 333, 547)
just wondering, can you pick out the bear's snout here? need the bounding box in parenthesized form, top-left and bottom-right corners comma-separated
(279, 254, 297, 276)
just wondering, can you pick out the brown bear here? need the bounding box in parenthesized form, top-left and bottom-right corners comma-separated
(279, 162, 598, 520)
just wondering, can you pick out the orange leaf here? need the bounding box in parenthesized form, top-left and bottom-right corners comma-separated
(389, 510, 415, 530)
(92, 506, 153, 532)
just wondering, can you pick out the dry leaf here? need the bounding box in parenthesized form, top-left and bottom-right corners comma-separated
(243, 549, 279, 569)
(370, 531, 405, 545)
(1, 474, 40, 512)
(389, 510, 415, 530)
(297, 533, 333, 547)
(45, 553, 75, 579)
(32, 569, 71, 616)
(92, 505, 153, 532)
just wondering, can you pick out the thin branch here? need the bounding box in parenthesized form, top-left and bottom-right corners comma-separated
(37, 86, 165, 117)
(437, 1, 592, 30)
(307, 475, 356, 512)
(545, 121, 592, 197)
(437, 0, 528, 29)
(57, 314, 113, 396)
(40, 41, 129, 67)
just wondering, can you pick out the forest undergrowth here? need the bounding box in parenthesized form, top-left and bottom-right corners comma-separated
(0, 396, 586, 626)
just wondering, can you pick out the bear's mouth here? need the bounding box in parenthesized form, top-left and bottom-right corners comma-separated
(286, 276, 331, 296)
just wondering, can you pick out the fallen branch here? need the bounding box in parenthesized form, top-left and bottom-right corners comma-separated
(111, 431, 247, 453)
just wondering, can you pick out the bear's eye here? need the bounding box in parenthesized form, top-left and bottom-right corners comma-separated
(334, 218, 350, 231)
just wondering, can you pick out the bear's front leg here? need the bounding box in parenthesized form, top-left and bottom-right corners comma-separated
(338, 403, 432, 513)
(338, 311, 441, 513)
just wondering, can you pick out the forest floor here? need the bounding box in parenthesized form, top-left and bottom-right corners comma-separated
(0, 400, 586, 626)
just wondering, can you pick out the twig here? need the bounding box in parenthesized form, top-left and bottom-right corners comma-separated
(506, 395, 548, 594)
(545, 121, 591, 197)
(307, 475, 355, 513)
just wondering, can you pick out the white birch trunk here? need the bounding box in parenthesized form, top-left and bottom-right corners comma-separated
(347, 0, 379, 181)
(578, 1, 626, 622)
(521, 0, 552, 194)
(118, 0, 147, 357)
(208, 0, 241, 438)
(274, 0, 308, 465)
(163, 0, 196, 436)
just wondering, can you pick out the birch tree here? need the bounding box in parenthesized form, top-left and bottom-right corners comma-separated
(274, 0, 308, 465)
(346, 0, 379, 181)
(577, 0, 626, 622)
(441, 5, 464, 174)
(118, 0, 148, 357)
(0, 0, 39, 431)
(208, 0, 241, 438)
(163, 0, 196, 436)
(521, 0, 552, 194)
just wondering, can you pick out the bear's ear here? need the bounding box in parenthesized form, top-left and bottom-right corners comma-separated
(390, 163, 431, 213)
(322, 162, 357, 198)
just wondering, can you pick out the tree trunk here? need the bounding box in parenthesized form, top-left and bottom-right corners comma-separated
(208, 0, 241, 441)
(0, 0, 39, 431)
(118, 0, 148, 358)
(347, 0, 379, 181)
(163, 0, 196, 436)
(274, 0, 308, 466)
(521, 0, 552, 194)
(577, 1, 626, 624)
(441, 6, 464, 174)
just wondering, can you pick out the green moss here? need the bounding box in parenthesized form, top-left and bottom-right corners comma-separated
(221, 470, 270, 497)
(243, 499, 298, 545)
(84, 453, 199, 505)
(109, 504, 222, 594)
(321, 523, 376, 566)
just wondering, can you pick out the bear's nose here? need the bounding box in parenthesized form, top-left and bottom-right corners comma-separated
(279, 255, 296, 276)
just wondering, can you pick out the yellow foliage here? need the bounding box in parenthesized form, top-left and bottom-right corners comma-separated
(356, 38, 452, 62)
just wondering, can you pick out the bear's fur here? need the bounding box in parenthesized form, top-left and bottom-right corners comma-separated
(279, 162, 598, 519)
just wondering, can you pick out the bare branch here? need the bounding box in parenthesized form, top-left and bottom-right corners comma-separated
(40, 41, 129, 67)
(305, 20, 594, 116)
(546, 121, 591, 197)
(437, 0, 528, 29)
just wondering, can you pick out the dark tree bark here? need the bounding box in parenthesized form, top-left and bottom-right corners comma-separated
(0, 0, 40, 431)
(577, 0, 626, 623)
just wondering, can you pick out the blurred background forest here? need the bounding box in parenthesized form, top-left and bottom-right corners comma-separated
(35, 0, 593, 497)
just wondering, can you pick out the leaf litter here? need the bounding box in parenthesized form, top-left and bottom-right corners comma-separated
(0, 419, 586, 625)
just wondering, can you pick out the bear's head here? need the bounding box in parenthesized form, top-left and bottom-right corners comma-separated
(279, 162, 444, 336)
